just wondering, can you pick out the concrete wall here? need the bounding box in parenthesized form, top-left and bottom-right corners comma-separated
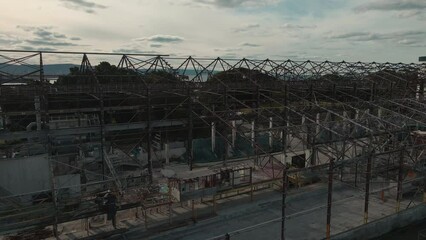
(331, 204, 426, 240)
(0, 154, 51, 196)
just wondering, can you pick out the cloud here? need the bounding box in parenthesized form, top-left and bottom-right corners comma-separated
(136, 35, 184, 43)
(240, 42, 261, 47)
(354, 0, 426, 12)
(233, 23, 260, 33)
(354, 0, 426, 18)
(20, 46, 57, 51)
(194, 0, 280, 8)
(397, 39, 426, 47)
(0, 33, 21, 45)
(112, 48, 160, 54)
(328, 30, 426, 42)
(25, 39, 78, 46)
(60, 0, 107, 14)
(150, 44, 163, 48)
(214, 47, 242, 53)
(281, 23, 317, 30)
(16, 25, 83, 47)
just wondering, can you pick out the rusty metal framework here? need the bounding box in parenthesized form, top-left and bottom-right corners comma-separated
(0, 50, 425, 239)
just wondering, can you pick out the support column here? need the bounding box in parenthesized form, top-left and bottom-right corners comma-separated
(146, 88, 153, 181)
(187, 87, 193, 171)
(211, 122, 216, 151)
(250, 167, 253, 202)
(34, 96, 42, 131)
(47, 136, 59, 237)
(364, 153, 373, 224)
(378, 107, 383, 118)
(165, 143, 169, 165)
(420, 74, 425, 101)
(100, 90, 106, 181)
(326, 158, 334, 240)
(269, 117, 273, 148)
(281, 167, 287, 240)
(251, 121, 255, 147)
(231, 120, 236, 147)
(281, 84, 288, 240)
(396, 148, 404, 212)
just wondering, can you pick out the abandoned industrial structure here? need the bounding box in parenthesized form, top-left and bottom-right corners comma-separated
(0, 50, 426, 239)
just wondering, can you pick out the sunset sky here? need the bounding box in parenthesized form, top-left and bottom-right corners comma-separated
(1, 0, 425, 63)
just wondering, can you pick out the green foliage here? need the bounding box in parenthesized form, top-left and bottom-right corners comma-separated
(207, 67, 277, 84)
(56, 61, 181, 85)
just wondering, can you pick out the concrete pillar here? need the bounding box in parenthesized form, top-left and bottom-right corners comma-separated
(315, 113, 320, 136)
(231, 120, 236, 147)
(251, 121, 255, 147)
(343, 111, 348, 132)
(287, 120, 290, 143)
(35, 96, 41, 131)
(211, 122, 216, 152)
(416, 83, 420, 100)
(165, 143, 169, 165)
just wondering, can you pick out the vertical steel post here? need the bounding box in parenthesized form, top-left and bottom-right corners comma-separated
(100, 88, 106, 181)
(281, 167, 287, 240)
(364, 153, 372, 224)
(254, 86, 260, 166)
(223, 85, 228, 166)
(250, 167, 254, 201)
(187, 87, 193, 171)
(147, 87, 153, 182)
(355, 162, 358, 187)
(420, 73, 425, 101)
(39, 52, 44, 83)
(396, 148, 404, 212)
(326, 158, 334, 240)
(281, 84, 288, 240)
(47, 136, 59, 237)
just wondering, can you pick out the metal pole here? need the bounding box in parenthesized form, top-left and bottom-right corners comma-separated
(47, 136, 59, 237)
(281, 167, 287, 240)
(100, 89, 106, 181)
(326, 158, 334, 240)
(355, 162, 358, 187)
(420, 71, 425, 101)
(147, 87, 153, 182)
(254, 86, 260, 166)
(223, 85, 228, 166)
(250, 167, 254, 202)
(281, 84, 288, 240)
(396, 148, 404, 212)
(39, 52, 44, 83)
(364, 153, 373, 224)
(188, 87, 193, 171)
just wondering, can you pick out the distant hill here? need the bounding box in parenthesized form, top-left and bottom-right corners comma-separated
(0, 64, 216, 80)
(0, 64, 77, 76)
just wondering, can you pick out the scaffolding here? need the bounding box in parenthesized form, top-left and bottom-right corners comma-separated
(0, 50, 425, 239)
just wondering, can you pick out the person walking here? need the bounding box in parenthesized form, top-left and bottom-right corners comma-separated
(105, 190, 118, 229)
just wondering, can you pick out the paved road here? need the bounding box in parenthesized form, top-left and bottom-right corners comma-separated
(113, 182, 369, 240)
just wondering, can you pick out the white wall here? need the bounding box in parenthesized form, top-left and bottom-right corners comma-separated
(0, 154, 51, 196)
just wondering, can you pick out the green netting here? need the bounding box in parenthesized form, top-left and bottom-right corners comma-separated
(190, 133, 282, 163)
(191, 137, 224, 163)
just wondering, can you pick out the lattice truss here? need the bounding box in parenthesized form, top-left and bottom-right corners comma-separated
(0, 50, 425, 234)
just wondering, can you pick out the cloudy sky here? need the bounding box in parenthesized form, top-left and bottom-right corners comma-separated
(1, 0, 425, 63)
